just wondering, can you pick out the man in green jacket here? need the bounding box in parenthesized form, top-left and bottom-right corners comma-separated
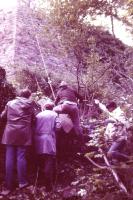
(0, 89, 35, 195)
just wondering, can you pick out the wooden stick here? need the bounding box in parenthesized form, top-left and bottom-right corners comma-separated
(99, 148, 129, 195)
(33, 167, 39, 195)
(85, 153, 107, 169)
(85, 153, 133, 170)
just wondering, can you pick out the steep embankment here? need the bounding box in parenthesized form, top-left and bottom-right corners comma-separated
(0, 2, 133, 99)
(0, 5, 78, 84)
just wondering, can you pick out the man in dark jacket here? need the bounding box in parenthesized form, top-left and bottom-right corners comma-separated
(54, 81, 82, 136)
(0, 89, 35, 195)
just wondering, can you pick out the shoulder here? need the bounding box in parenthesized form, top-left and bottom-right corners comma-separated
(18, 97, 33, 104)
(7, 98, 17, 106)
(36, 110, 57, 116)
(49, 110, 58, 116)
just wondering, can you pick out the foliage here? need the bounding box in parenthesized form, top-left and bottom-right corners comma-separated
(14, 68, 51, 96)
(46, 0, 133, 30)
(0, 67, 16, 145)
(0, 67, 16, 113)
(0, 1, 133, 199)
(8, 0, 133, 106)
(35, 0, 133, 105)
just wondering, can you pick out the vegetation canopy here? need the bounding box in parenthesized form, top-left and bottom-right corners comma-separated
(0, 0, 133, 199)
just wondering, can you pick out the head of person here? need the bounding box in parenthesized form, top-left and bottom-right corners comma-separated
(43, 101, 54, 110)
(19, 88, 31, 99)
(107, 101, 117, 112)
(59, 81, 68, 88)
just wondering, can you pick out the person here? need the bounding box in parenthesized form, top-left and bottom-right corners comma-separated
(34, 101, 58, 192)
(0, 88, 35, 195)
(54, 81, 82, 136)
(105, 102, 129, 162)
(95, 100, 129, 162)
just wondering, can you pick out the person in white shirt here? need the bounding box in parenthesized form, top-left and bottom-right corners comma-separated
(95, 100, 129, 162)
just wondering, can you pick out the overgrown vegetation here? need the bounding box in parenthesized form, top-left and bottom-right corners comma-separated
(0, 67, 16, 113)
(0, 0, 133, 199)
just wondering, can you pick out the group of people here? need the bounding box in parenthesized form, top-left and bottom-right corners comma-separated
(0, 81, 82, 195)
(0, 80, 132, 196)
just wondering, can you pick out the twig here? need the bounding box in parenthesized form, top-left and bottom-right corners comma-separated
(85, 153, 107, 169)
(33, 167, 39, 195)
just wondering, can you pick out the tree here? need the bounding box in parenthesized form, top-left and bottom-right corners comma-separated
(0, 67, 16, 113)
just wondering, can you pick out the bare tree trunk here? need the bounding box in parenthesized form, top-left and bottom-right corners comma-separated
(76, 64, 80, 94)
(111, 14, 115, 37)
(108, 0, 115, 37)
(12, 2, 18, 65)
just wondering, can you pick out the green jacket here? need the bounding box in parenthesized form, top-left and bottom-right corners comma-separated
(1, 97, 35, 146)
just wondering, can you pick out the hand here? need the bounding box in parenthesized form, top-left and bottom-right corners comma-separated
(94, 99, 100, 104)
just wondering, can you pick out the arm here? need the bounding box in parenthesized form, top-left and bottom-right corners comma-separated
(95, 100, 129, 126)
(94, 100, 109, 113)
(1, 105, 8, 121)
(0, 106, 8, 135)
(94, 99, 117, 121)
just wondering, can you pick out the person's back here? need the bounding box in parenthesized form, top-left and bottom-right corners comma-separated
(55, 81, 82, 105)
(34, 102, 57, 192)
(0, 88, 35, 195)
(36, 110, 57, 134)
(35, 109, 57, 155)
(7, 98, 32, 121)
(54, 81, 82, 136)
(2, 95, 34, 146)
(55, 86, 78, 105)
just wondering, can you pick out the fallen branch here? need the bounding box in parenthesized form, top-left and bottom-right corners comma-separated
(99, 148, 129, 195)
(85, 153, 107, 169)
(85, 153, 133, 170)
(33, 167, 39, 195)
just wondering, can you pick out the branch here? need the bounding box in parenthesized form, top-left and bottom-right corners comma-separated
(99, 148, 129, 195)
(85, 153, 107, 169)
(85, 153, 133, 170)
(90, 64, 111, 87)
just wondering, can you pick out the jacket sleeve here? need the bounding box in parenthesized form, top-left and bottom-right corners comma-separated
(1, 105, 8, 120)
(0, 106, 8, 135)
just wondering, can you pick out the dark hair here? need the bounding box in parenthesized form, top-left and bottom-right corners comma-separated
(44, 102, 54, 110)
(19, 89, 31, 98)
(107, 102, 117, 110)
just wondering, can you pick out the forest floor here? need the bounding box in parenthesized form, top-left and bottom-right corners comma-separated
(0, 144, 131, 200)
